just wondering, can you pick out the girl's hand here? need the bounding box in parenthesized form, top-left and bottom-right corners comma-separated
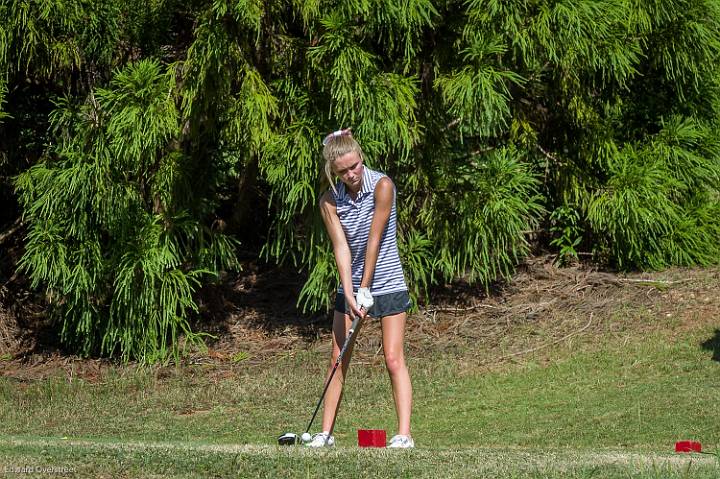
(356, 287, 374, 311)
(346, 294, 366, 320)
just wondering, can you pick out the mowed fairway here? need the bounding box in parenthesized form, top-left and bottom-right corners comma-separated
(1, 269, 720, 477)
(1, 436, 718, 478)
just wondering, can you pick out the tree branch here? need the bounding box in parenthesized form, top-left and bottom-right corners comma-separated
(0, 218, 22, 245)
(536, 143, 562, 164)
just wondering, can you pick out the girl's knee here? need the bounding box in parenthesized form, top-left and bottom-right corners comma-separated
(384, 351, 406, 375)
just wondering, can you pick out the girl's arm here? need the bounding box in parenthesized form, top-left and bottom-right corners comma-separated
(319, 191, 364, 318)
(360, 176, 394, 291)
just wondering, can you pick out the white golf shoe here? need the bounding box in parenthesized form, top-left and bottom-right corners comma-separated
(305, 432, 335, 448)
(388, 434, 414, 448)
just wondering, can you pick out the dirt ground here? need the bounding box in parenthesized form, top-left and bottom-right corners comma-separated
(1, 256, 719, 381)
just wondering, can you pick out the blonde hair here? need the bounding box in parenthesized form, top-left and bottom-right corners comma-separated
(322, 134, 365, 195)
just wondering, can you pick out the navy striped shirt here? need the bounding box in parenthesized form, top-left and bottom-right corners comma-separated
(333, 166, 407, 296)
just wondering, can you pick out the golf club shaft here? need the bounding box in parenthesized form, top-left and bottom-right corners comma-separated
(304, 314, 363, 434)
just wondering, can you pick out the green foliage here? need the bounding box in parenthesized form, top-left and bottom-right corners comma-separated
(16, 60, 238, 362)
(435, 33, 524, 137)
(417, 148, 544, 287)
(473, 0, 720, 271)
(549, 206, 582, 266)
(397, 230, 433, 304)
(4, 0, 720, 360)
(588, 118, 720, 269)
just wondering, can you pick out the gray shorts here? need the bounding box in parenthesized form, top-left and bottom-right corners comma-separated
(335, 290, 411, 318)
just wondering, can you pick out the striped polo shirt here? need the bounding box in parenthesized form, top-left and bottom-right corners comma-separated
(333, 166, 407, 296)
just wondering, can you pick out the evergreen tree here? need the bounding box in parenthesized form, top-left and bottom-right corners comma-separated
(2, 0, 719, 360)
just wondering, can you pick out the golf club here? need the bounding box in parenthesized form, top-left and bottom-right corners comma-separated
(278, 312, 364, 446)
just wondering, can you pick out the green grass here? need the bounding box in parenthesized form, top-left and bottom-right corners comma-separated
(1, 437, 718, 478)
(1, 317, 719, 477)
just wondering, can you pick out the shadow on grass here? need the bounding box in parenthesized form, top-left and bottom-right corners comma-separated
(700, 329, 720, 362)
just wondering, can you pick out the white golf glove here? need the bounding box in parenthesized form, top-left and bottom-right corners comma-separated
(356, 287, 374, 311)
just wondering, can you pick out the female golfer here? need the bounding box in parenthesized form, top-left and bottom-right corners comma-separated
(307, 128, 414, 448)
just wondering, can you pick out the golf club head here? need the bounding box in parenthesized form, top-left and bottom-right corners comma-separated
(278, 432, 298, 446)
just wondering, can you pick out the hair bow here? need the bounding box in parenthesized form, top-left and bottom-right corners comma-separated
(322, 128, 352, 146)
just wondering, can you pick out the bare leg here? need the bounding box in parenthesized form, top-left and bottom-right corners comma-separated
(320, 310, 360, 434)
(381, 311, 412, 436)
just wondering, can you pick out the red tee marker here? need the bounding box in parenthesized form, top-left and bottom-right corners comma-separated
(675, 441, 702, 453)
(358, 429, 386, 448)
